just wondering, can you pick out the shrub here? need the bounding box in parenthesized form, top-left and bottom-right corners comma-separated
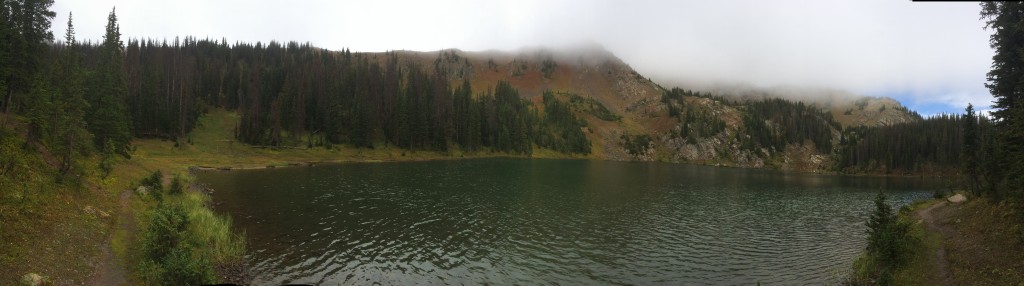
(621, 134, 653, 157)
(168, 175, 184, 195)
(99, 153, 116, 178)
(140, 203, 216, 285)
(142, 170, 164, 192)
(864, 192, 917, 285)
(161, 245, 214, 286)
(142, 203, 189, 262)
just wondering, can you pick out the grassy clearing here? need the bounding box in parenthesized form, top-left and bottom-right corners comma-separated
(137, 109, 582, 172)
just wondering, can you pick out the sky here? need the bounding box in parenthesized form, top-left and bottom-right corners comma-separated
(51, 0, 994, 116)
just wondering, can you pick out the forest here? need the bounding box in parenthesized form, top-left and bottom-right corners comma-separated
(833, 112, 990, 174)
(4, 10, 594, 164)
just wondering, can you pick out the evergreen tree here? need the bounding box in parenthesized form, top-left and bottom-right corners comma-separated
(962, 103, 980, 194)
(0, 2, 11, 109)
(23, 71, 52, 147)
(2, 0, 55, 114)
(981, 2, 1024, 196)
(48, 12, 91, 179)
(87, 8, 132, 156)
(865, 192, 914, 285)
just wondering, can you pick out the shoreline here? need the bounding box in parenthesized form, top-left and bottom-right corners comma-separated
(184, 153, 953, 180)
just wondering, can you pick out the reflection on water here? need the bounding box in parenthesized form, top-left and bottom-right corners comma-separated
(198, 159, 938, 285)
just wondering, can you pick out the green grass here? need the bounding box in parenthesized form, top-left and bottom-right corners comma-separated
(180, 183, 245, 265)
(890, 221, 943, 285)
(133, 109, 570, 174)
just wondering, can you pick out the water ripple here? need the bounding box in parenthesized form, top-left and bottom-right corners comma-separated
(200, 159, 937, 285)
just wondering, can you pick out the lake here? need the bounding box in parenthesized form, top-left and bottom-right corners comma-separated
(197, 158, 940, 285)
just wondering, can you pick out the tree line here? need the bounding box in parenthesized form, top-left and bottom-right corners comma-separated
(834, 113, 979, 174)
(229, 46, 589, 154)
(3, 5, 594, 168)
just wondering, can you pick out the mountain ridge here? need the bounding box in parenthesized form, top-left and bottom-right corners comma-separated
(379, 46, 920, 169)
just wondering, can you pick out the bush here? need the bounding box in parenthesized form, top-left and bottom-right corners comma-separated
(142, 170, 164, 192)
(168, 175, 184, 195)
(99, 152, 116, 178)
(140, 203, 216, 285)
(161, 245, 214, 286)
(142, 203, 189, 262)
(864, 192, 917, 285)
(621, 134, 653, 157)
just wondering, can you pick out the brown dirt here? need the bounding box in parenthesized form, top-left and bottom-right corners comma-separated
(914, 201, 954, 286)
(87, 190, 133, 286)
(917, 198, 1024, 285)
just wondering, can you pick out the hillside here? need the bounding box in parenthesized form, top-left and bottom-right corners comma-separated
(374, 47, 663, 160)
(382, 47, 921, 171)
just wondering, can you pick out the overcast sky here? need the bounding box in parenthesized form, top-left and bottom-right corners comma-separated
(52, 0, 993, 116)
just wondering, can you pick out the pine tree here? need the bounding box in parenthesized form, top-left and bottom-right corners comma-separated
(962, 104, 980, 194)
(48, 12, 91, 179)
(865, 192, 914, 285)
(2, 0, 55, 114)
(981, 2, 1024, 195)
(87, 8, 132, 156)
(23, 72, 52, 147)
(0, 2, 11, 110)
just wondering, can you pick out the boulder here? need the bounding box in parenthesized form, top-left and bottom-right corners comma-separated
(20, 273, 42, 286)
(948, 193, 967, 203)
(135, 185, 149, 196)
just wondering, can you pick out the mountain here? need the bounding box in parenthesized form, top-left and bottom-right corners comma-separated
(384, 47, 922, 171)
(380, 47, 663, 160)
(15, 37, 942, 174)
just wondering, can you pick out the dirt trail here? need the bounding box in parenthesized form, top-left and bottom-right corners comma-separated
(88, 190, 133, 286)
(915, 201, 954, 286)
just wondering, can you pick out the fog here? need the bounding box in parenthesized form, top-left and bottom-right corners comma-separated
(52, 0, 992, 115)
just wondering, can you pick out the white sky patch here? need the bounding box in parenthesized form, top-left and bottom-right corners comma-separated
(51, 0, 995, 115)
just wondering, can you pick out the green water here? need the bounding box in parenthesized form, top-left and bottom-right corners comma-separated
(197, 158, 939, 285)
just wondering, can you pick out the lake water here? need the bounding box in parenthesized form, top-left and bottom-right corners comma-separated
(197, 158, 939, 285)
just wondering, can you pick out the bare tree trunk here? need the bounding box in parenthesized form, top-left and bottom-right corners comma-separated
(4, 89, 12, 114)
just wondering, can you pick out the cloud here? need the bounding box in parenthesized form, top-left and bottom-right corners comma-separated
(51, 0, 993, 114)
